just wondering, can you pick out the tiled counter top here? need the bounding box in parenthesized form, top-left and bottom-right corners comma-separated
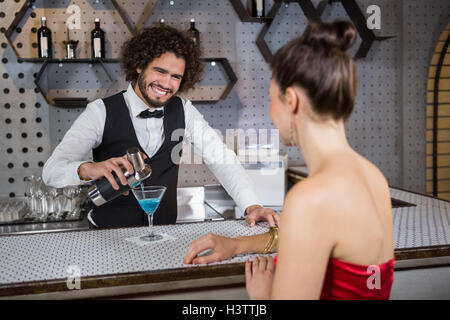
(0, 220, 273, 299)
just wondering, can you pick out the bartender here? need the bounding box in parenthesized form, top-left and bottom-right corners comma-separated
(42, 25, 280, 229)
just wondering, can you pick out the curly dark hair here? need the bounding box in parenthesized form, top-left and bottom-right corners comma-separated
(120, 25, 203, 93)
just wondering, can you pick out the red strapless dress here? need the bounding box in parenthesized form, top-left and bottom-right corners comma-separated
(273, 255, 395, 300)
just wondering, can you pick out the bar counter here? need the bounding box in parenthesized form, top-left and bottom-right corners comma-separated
(0, 220, 274, 299)
(0, 175, 449, 299)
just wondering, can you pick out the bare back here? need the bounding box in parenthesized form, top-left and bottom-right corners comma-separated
(304, 150, 394, 266)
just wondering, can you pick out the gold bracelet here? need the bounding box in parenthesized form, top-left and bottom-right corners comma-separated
(260, 226, 279, 254)
(259, 231, 273, 254)
(268, 226, 279, 253)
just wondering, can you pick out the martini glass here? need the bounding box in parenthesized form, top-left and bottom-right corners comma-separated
(132, 185, 167, 242)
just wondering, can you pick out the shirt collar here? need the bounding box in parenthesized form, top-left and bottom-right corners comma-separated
(126, 83, 164, 118)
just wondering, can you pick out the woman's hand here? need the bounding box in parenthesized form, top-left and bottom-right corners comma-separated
(245, 256, 275, 300)
(184, 233, 237, 264)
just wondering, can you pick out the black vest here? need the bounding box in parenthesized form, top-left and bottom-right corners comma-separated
(91, 91, 185, 228)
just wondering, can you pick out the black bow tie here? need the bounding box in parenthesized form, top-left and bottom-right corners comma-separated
(138, 109, 164, 119)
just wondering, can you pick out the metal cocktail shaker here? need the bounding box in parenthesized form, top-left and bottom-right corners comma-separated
(87, 147, 152, 206)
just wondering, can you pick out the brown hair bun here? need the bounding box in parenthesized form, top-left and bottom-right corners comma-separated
(303, 20, 357, 52)
(270, 20, 358, 121)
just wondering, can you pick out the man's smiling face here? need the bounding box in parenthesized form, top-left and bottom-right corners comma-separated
(135, 51, 186, 108)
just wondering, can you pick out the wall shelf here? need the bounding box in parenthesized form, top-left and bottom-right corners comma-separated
(24, 57, 237, 106)
(110, 0, 159, 36)
(256, 0, 321, 62)
(179, 58, 238, 104)
(253, 0, 395, 62)
(32, 59, 115, 108)
(317, 0, 395, 58)
(4, 0, 34, 60)
(5, 0, 136, 62)
(7, 1, 237, 105)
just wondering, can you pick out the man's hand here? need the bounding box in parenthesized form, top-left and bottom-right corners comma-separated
(245, 256, 274, 300)
(183, 233, 237, 265)
(78, 152, 147, 196)
(245, 205, 281, 227)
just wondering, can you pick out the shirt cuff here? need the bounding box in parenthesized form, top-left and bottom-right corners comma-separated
(233, 188, 262, 216)
(72, 161, 94, 185)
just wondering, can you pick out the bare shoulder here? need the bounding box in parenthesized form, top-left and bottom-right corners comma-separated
(326, 153, 389, 194)
(287, 166, 350, 203)
(285, 154, 390, 218)
(281, 176, 340, 251)
(284, 179, 320, 208)
(283, 177, 336, 220)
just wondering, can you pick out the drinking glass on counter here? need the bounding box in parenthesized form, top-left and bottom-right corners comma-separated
(45, 187, 58, 220)
(24, 176, 40, 220)
(0, 200, 23, 223)
(24, 175, 35, 197)
(132, 185, 166, 242)
(23, 176, 88, 222)
(33, 177, 51, 222)
(65, 186, 83, 220)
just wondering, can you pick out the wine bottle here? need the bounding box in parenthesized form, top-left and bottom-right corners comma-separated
(91, 18, 105, 59)
(187, 18, 200, 46)
(37, 17, 52, 58)
(249, 0, 265, 18)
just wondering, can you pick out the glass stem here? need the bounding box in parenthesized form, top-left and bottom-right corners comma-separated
(147, 213, 154, 237)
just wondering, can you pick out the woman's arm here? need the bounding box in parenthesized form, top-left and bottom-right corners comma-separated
(271, 182, 337, 299)
(245, 181, 337, 299)
(183, 232, 272, 264)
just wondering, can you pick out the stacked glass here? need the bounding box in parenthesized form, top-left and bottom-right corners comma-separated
(0, 200, 25, 223)
(23, 176, 86, 222)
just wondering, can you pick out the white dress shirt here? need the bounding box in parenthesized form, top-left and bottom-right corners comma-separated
(42, 84, 261, 214)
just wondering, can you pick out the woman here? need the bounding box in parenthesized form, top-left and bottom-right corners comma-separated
(184, 20, 395, 300)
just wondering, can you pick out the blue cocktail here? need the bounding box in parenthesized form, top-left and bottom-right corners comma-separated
(132, 185, 166, 242)
(137, 198, 161, 213)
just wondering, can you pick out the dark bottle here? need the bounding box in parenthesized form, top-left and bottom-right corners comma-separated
(37, 17, 52, 58)
(91, 18, 105, 59)
(249, 0, 265, 18)
(187, 18, 200, 46)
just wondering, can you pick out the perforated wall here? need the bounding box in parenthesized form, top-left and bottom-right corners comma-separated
(1, 0, 450, 197)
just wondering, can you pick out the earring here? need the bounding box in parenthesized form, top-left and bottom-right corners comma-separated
(290, 117, 295, 146)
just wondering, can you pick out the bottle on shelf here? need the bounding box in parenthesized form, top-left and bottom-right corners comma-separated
(248, 0, 265, 18)
(37, 17, 52, 58)
(91, 18, 105, 59)
(187, 18, 200, 46)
